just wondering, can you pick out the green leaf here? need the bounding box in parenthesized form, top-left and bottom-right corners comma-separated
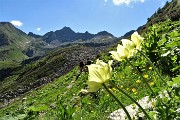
(167, 75, 180, 86)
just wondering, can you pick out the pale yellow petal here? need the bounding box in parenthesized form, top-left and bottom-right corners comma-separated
(88, 65, 103, 82)
(96, 59, 107, 67)
(87, 81, 102, 92)
(131, 31, 143, 50)
(109, 51, 122, 61)
(117, 44, 124, 54)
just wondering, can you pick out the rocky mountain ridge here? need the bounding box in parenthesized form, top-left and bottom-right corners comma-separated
(39, 26, 115, 44)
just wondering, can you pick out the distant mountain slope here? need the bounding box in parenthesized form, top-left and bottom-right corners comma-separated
(0, 22, 30, 48)
(0, 22, 32, 63)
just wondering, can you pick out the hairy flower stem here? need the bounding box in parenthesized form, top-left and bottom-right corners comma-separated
(110, 81, 151, 120)
(138, 50, 167, 86)
(102, 83, 132, 120)
(126, 59, 155, 95)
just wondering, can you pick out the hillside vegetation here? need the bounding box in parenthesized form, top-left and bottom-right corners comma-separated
(0, 19, 179, 119)
(138, 0, 180, 33)
(0, 44, 107, 104)
(0, 22, 31, 69)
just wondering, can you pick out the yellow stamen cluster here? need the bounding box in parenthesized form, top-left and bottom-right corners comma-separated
(132, 88, 137, 93)
(150, 82, 155, 86)
(148, 67, 153, 70)
(144, 74, 149, 78)
(136, 79, 141, 83)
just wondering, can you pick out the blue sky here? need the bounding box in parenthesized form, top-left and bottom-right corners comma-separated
(0, 0, 171, 37)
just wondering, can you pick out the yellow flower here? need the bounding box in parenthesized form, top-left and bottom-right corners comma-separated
(148, 67, 153, 70)
(109, 44, 128, 61)
(112, 88, 117, 91)
(108, 88, 112, 91)
(109, 40, 135, 61)
(136, 79, 141, 83)
(144, 74, 148, 78)
(126, 88, 129, 90)
(131, 31, 144, 50)
(87, 59, 113, 92)
(134, 92, 138, 95)
(151, 102, 155, 107)
(122, 39, 137, 56)
(120, 85, 123, 88)
(132, 88, 137, 93)
(150, 82, 155, 86)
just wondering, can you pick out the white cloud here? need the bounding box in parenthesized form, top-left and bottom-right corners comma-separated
(112, 0, 145, 6)
(36, 27, 41, 31)
(10, 20, 23, 27)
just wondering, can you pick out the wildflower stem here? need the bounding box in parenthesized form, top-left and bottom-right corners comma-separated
(102, 83, 132, 120)
(110, 81, 151, 120)
(138, 51, 173, 98)
(126, 59, 155, 95)
(138, 50, 167, 86)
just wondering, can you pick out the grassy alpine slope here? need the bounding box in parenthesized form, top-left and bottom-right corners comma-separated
(0, 19, 179, 119)
(0, 22, 31, 69)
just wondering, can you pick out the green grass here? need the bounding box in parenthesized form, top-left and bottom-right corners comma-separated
(0, 61, 20, 70)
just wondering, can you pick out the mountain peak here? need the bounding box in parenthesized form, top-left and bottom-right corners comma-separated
(0, 22, 14, 29)
(0, 22, 11, 25)
(60, 26, 74, 33)
(96, 31, 114, 37)
(28, 32, 42, 38)
(62, 26, 72, 30)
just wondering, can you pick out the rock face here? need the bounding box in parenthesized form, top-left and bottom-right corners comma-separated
(0, 33, 9, 46)
(109, 96, 155, 120)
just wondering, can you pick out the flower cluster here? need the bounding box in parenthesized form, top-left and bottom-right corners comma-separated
(86, 32, 143, 92)
(110, 32, 143, 61)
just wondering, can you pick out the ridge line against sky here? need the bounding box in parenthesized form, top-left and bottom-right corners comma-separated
(1, 0, 171, 37)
